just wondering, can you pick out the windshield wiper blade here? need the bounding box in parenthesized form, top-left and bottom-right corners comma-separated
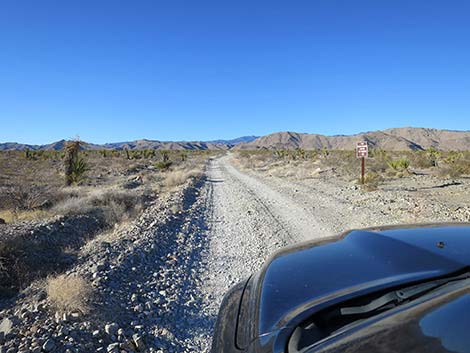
(340, 273, 470, 316)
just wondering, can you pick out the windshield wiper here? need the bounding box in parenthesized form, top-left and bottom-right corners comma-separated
(289, 272, 470, 353)
(340, 272, 470, 316)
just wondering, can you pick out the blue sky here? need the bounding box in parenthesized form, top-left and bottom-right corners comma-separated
(1, 0, 469, 144)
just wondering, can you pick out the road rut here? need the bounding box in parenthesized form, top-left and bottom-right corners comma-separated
(191, 156, 332, 351)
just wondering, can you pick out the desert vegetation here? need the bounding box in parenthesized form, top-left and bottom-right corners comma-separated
(0, 145, 215, 298)
(46, 274, 93, 315)
(234, 148, 470, 185)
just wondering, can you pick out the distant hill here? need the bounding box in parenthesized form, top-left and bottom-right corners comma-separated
(236, 127, 470, 151)
(206, 136, 259, 145)
(100, 139, 229, 151)
(0, 136, 253, 151)
(2, 129, 469, 151)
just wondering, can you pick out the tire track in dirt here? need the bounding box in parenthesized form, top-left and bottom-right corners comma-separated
(193, 156, 328, 351)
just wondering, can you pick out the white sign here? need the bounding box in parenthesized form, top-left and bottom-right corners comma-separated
(356, 141, 368, 158)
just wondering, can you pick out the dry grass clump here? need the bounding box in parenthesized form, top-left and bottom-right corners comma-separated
(53, 188, 143, 225)
(438, 162, 470, 178)
(0, 209, 49, 223)
(46, 274, 92, 314)
(164, 168, 203, 188)
(360, 172, 384, 191)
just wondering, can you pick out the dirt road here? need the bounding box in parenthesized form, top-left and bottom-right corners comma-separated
(190, 156, 340, 351)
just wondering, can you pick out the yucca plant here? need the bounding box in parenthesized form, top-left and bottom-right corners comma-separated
(64, 141, 80, 185)
(69, 158, 90, 184)
(444, 151, 463, 165)
(387, 157, 410, 171)
(64, 140, 89, 185)
(143, 149, 155, 159)
(427, 147, 440, 167)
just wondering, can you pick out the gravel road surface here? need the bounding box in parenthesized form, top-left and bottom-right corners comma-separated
(190, 156, 336, 351)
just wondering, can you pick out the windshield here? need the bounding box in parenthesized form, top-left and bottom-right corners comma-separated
(288, 271, 470, 352)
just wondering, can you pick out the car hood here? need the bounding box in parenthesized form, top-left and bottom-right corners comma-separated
(252, 224, 470, 341)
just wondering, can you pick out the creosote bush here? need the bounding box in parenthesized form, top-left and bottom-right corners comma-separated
(46, 274, 92, 314)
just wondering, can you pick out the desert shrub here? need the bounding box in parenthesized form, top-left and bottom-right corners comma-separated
(322, 150, 356, 177)
(411, 151, 435, 169)
(24, 149, 32, 159)
(53, 188, 143, 225)
(292, 148, 307, 160)
(364, 172, 383, 184)
(130, 150, 143, 159)
(164, 169, 201, 188)
(438, 166, 461, 179)
(387, 158, 410, 171)
(438, 162, 470, 178)
(143, 149, 155, 159)
(0, 209, 49, 223)
(444, 151, 463, 165)
(53, 196, 92, 215)
(5, 184, 53, 211)
(436, 151, 470, 178)
(155, 161, 173, 171)
(369, 148, 387, 159)
(46, 274, 92, 314)
(160, 151, 170, 162)
(0, 237, 24, 295)
(273, 149, 288, 159)
(361, 172, 384, 190)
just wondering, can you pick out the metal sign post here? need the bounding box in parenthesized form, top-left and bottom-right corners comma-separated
(356, 141, 368, 184)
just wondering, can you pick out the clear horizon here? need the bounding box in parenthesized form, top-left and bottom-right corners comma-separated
(1, 1, 470, 144)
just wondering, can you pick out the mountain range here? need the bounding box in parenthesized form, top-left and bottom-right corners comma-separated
(237, 127, 470, 151)
(0, 136, 259, 151)
(1, 128, 470, 151)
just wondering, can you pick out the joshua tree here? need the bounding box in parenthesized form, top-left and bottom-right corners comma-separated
(64, 140, 88, 185)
